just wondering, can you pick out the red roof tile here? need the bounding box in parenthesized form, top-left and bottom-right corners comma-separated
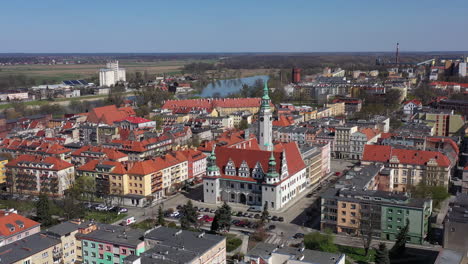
(363, 145, 451, 167)
(0, 211, 40, 238)
(7, 154, 73, 171)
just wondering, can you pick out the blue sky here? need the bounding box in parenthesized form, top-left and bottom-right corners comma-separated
(1, 0, 467, 53)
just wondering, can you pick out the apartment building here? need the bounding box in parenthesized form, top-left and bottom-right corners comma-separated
(71, 145, 128, 166)
(140, 226, 226, 264)
(179, 149, 207, 181)
(0, 233, 62, 264)
(0, 209, 40, 247)
(362, 145, 454, 191)
(321, 166, 432, 245)
(0, 155, 8, 187)
(76, 223, 145, 264)
(6, 154, 75, 196)
(413, 110, 465, 137)
(333, 125, 358, 159)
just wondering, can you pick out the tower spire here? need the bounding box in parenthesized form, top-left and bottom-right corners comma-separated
(258, 80, 273, 151)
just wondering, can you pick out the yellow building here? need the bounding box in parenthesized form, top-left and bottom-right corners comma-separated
(416, 112, 465, 137)
(0, 156, 8, 185)
(326, 102, 345, 117)
(0, 233, 61, 264)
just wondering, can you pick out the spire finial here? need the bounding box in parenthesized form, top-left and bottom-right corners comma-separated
(262, 81, 270, 100)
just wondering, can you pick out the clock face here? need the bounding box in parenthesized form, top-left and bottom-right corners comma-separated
(260, 117, 264, 122)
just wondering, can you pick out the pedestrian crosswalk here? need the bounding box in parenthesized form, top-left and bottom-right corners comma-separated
(264, 233, 294, 245)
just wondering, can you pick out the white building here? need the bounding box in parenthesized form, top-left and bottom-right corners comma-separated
(459, 62, 467, 77)
(99, 61, 126, 87)
(403, 99, 423, 115)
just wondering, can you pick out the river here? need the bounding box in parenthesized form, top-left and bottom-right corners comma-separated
(200, 75, 269, 97)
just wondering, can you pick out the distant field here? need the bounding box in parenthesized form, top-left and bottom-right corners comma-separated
(0, 59, 215, 80)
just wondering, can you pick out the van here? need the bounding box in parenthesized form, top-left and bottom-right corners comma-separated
(247, 206, 262, 212)
(121, 216, 136, 226)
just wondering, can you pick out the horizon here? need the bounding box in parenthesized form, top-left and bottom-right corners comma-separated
(1, 0, 467, 53)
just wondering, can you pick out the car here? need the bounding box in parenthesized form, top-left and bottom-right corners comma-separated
(293, 233, 305, 239)
(231, 211, 237, 216)
(12, 194, 20, 200)
(31, 197, 39, 202)
(247, 213, 254, 218)
(210, 209, 216, 214)
(197, 214, 204, 220)
(95, 204, 108, 211)
(278, 217, 284, 222)
(306, 193, 314, 198)
(271, 216, 278, 221)
(254, 214, 260, 219)
(198, 207, 205, 212)
(121, 217, 136, 226)
(204, 208, 210, 212)
(236, 212, 243, 217)
(267, 215, 273, 220)
(202, 215, 214, 222)
(242, 212, 249, 217)
(247, 206, 262, 212)
(232, 220, 240, 225)
(169, 211, 180, 218)
(106, 206, 115, 212)
(268, 224, 276, 230)
(335, 172, 341, 176)
(118, 207, 128, 213)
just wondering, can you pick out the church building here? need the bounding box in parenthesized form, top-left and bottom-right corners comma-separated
(203, 83, 308, 210)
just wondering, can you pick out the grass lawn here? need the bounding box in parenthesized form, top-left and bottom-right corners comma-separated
(336, 245, 375, 264)
(0, 200, 35, 213)
(225, 234, 243, 252)
(131, 219, 157, 231)
(84, 211, 127, 224)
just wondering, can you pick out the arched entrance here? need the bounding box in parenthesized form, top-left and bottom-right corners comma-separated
(239, 193, 247, 204)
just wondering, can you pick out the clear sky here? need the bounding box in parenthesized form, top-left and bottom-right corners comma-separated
(1, 0, 467, 53)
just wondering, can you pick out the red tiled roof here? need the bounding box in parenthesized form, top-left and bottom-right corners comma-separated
(78, 160, 127, 175)
(6, 154, 73, 171)
(127, 160, 160, 175)
(118, 116, 153, 124)
(273, 115, 294, 127)
(403, 99, 422, 106)
(86, 105, 136, 125)
(214, 142, 305, 183)
(363, 145, 451, 167)
(0, 211, 40, 238)
(430, 81, 468, 88)
(359, 128, 380, 141)
(162, 98, 272, 113)
(71, 146, 127, 160)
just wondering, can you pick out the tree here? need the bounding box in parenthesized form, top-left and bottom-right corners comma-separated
(36, 193, 52, 226)
(157, 205, 165, 226)
(408, 182, 450, 208)
(375, 243, 391, 264)
(180, 200, 198, 229)
(70, 175, 96, 202)
(210, 214, 220, 232)
(303, 230, 338, 253)
(260, 201, 270, 226)
(238, 119, 249, 130)
(390, 219, 410, 257)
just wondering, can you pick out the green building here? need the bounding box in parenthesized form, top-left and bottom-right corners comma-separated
(77, 223, 145, 264)
(380, 200, 432, 244)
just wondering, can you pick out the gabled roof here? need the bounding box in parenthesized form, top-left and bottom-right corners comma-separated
(77, 160, 127, 175)
(86, 105, 136, 125)
(127, 160, 160, 175)
(359, 128, 380, 141)
(403, 99, 422, 106)
(214, 142, 305, 183)
(0, 211, 40, 238)
(362, 144, 451, 167)
(6, 154, 74, 171)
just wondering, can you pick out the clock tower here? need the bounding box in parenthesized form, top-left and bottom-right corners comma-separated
(258, 82, 273, 151)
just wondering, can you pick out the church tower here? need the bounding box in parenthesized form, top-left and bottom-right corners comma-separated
(203, 146, 221, 204)
(258, 81, 273, 151)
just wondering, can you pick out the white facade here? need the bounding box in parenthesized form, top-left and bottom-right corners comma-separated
(403, 101, 422, 115)
(459, 62, 467, 77)
(258, 85, 273, 151)
(99, 61, 126, 87)
(0, 91, 29, 101)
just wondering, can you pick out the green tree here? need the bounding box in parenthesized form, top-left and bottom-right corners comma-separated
(408, 182, 450, 208)
(214, 202, 232, 232)
(303, 230, 338, 253)
(390, 219, 410, 258)
(260, 202, 269, 226)
(375, 243, 391, 264)
(157, 205, 165, 226)
(210, 214, 220, 232)
(36, 193, 52, 226)
(180, 200, 198, 229)
(70, 175, 96, 202)
(238, 119, 249, 130)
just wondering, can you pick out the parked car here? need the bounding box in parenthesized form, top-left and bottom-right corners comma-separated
(293, 233, 305, 239)
(202, 215, 214, 222)
(247, 213, 254, 218)
(198, 207, 205, 212)
(254, 214, 260, 219)
(271, 216, 278, 221)
(95, 204, 108, 211)
(242, 212, 249, 217)
(268, 224, 276, 230)
(204, 208, 210, 212)
(209, 209, 216, 213)
(335, 172, 341, 176)
(306, 193, 314, 198)
(169, 211, 180, 218)
(278, 217, 284, 222)
(197, 214, 204, 220)
(247, 206, 262, 212)
(121, 217, 136, 226)
(236, 212, 243, 217)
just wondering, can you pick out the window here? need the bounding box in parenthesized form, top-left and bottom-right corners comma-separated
(231, 194, 235, 199)
(388, 217, 393, 222)
(99, 254, 103, 259)
(84, 251, 88, 256)
(351, 220, 356, 224)
(350, 204, 356, 209)
(122, 249, 127, 254)
(342, 203, 347, 208)
(42, 252, 49, 258)
(397, 218, 402, 222)
(23, 261, 31, 264)
(91, 252, 96, 257)
(91, 243, 96, 248)
(388, 225, 392, 229)
(341, 218, 346, 223)
(397, 210, 402, 214)
(351, 212, 356, 217)
(341, 211, 346, 215)
(388, 209, 393, 213)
